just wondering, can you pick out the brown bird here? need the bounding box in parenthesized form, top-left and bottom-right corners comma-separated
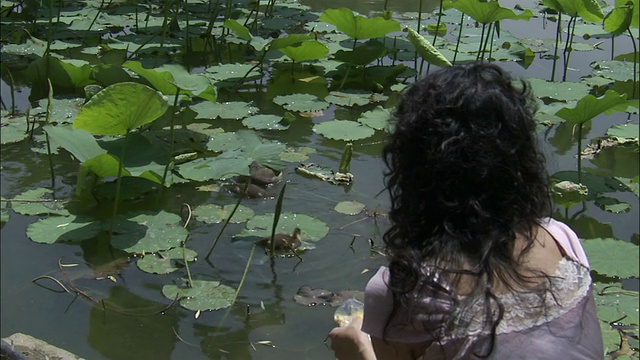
(248, 161, 283, 186)
(227, 182, 271, 198)
(258, 227, 302, 251)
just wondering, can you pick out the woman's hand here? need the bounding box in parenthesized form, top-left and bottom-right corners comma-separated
(328, 317, 377, 360)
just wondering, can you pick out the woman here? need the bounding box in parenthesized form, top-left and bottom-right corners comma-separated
(329, 64, 603, 359)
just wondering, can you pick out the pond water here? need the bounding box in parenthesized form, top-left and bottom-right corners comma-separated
(1, 0, 639, 359)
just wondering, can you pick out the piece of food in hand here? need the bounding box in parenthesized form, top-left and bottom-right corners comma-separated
(334, 298, 364, 326)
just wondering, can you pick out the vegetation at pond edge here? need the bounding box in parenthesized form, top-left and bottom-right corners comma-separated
(1, 0, 638, 358)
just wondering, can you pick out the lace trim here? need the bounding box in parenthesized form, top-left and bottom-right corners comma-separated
(451, 258, 591, 336)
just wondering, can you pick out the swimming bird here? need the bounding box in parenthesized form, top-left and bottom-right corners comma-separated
(258, 227, 302, 251)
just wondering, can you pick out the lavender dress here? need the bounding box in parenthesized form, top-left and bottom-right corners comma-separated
(361, 218, 603, 359)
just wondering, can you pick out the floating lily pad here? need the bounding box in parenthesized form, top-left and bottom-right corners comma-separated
(0, 196, 8, 224)
(584, 238, 639, 278)
(591, 60, 639, 82)
(205, 63, 261, 81)
(10, 188, 70, 216)
(136, 247, 198, 274)
(162, 279, 235, 311)
(527, 78, 592, 102)
(191, 101, 258, 120)
(26, 215, 102, 243)
(110, 211, 188, 253)
(235, 212, 329, 250)
(192, 204, 254, 224)
(273, 93, 330, 112)
(0, 116, 30, 144)
(334, 201, 366, 215)
(242, 114, 289, 130)
(607, 123, 639, 140)
(593, 283, 639, 354)
(594, 196, 632, 213)
(176, 157, 252, 182)
(325, 91, 377, 107)
(313, 120, 375, 141)
(357, 106, 392, 131)
(280, 147, 316, 162)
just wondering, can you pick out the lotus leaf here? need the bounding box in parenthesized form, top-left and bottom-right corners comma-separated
(136, 247, 198, 274)
(279, 40, 329, 62)
(326, 91, 376, 107)
(26, 215, 102, 243)
(615, 176, 640, 196)
(553, 171, 625, 197)
(236, 212, 329, 250)
(594, 197, 632, 213)
(319, 8, 401, 40)
(81, 153, 132, 178)
(604, 3, 634, 35)
(585, 238, 639, 278)
(607, 123, 639, 140)
(191, 101, 258, 121)
(206, 132, 243, 152)
(280, 147, 316, 162)
(10, 188, 69, 216)
(110, 211, 187, 253)
(406, 28, 452, 67)
(0, 196, 8, 224)
(26, 56, 94, 89)
(1, 114, 31, 145)
(334, 201, 366, 215)
(73, 82, 169, 135)
(32, 97, 84, 124)
(527, 78, 592, 102)
(192, 204, 254, 224)
(617, 0, 638, 28)
(242, 114, 289, 130)
(592, 283, 639, 353)
(223, 19, 252, 41)
(162, 279, 236, 311)
(451, 0, 534, 24)
(357, 106, 392, 131)
(333, 40, 388, 66)
(591, 60, 640, 82)
(313, 120, 375, 141)
(97, 134, 168, 181)
(555, 90, 628, 124)
(176, 157, 252, 181)
(551, 181, 588, 209)
(273, 93, 330, 112)
(205, 63, 261, 81)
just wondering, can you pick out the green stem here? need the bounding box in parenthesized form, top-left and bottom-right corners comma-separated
(205, 186, 245, 259)
(161, 88, 180, 186)
(577, 123, 583, 184)
(550, 12, 561, 81)
(452, 12, 464, 65)
(183, 236, 193, 287)
(7, 68, 15, 116)
(477, 23, 486, 61)
(628, 28, 637, 99)
(184, 0, 190, 52)
(270, 183, 287, 256)
(562, 16, 576, 82)
(231, 244, 257, 305)
(45, 79, 55, 189)
(109, 134, 129, 238)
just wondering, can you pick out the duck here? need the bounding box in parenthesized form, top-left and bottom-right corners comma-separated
(258, 227, 302, 251)
(227, 182, 271, 198)
(247, 161, 283, 186)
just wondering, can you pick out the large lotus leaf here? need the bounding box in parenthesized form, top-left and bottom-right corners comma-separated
(205, 63, 261, 81)
(74, 82, 169, 135)
(273, 93, 330, 112)
(268, 33, 315, 51)
(1, 38, 47, 57)
(81, 153, 131, 178)
(110, 211, 187, 253)
(319, 8, 401, 40)
(593, 283, 639, 353)
(527, 78, 592, 102)
(43, 125, 105, 162)
(11, 188, 69, 216)
(584, 238, 639, 278)
(604, 4, 634, 35)
(162, 279, 235, 311)
(192, 204, 254, 224)
(594, 196, 632, 213)
(32, 97, 84, 125)
(555, 90, 628, 124)
(206, 132, 243, 152)
(177, 156, 252, 181)
(552, 171, 625, 196)
(617, 0, 639, 28)
(234, 131, 287, 170)
(406, 28, 452, 67)
(235, 212, 330, 250)
(358, 106, 392, 131)
(334, 201, 366, 215)
(136, 247, 197, 274)
(607, 123, 639, 140)
(191, 101, 258, 120)
(451, 0, 534, 24)
(242, 114, 289, 131)
(615, 176, 640, 197)
(1, 196, 8, 224)
(591, 60, 639, 82)
(26, 215, 102, 243)
(548, 0, 605, 22)
(223, 19, 252, 41)
(313, 120, 375, 141)
(333, 40, 388, 66)
(97, 134, 167, 181)
(280, 41, 329, 62)
(26, 56, 94, 89)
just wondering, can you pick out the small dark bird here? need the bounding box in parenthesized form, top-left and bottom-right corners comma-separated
(227, 182, 271, 198)
(248, 161, 283, 186)
(258, 227, 302, 251)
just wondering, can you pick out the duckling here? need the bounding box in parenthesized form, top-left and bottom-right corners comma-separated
(227, 182, 271, 198)
(248, 161, 283, 186)
(258, 227, 302, 251)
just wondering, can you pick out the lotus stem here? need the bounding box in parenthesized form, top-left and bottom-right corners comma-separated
(269, 183, 287, 256)
(161, 87, 181, 186)
(628, 28, 637, 99)
(487, 22, 496, 62)
(551, 11, 562, 81)
(452, 12, 464, 65)
(562, 16, 576, 81)
(109, 134, 129, 239)
(183, 235, 193, 287)
(205, 181, 247, 259)
(45, 79, 55, 190)
(7, 67, 16, 116)
(184, 0, 191, 52)
(231, 244, 257, 305)
(577, 123, 583, 184)
(477, 23, 487, 61)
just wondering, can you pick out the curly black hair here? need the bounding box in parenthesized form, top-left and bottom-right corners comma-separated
(382, 63, 552, 357)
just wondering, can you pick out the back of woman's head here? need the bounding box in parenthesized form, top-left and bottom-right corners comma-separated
(383, 63, 550, 265)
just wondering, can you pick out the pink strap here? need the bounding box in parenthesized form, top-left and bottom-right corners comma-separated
(540, 218, 590, 269)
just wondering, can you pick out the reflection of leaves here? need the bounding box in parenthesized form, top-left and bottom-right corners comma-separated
(162, 279, 235, 311)
(584, 238, 639, 278)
